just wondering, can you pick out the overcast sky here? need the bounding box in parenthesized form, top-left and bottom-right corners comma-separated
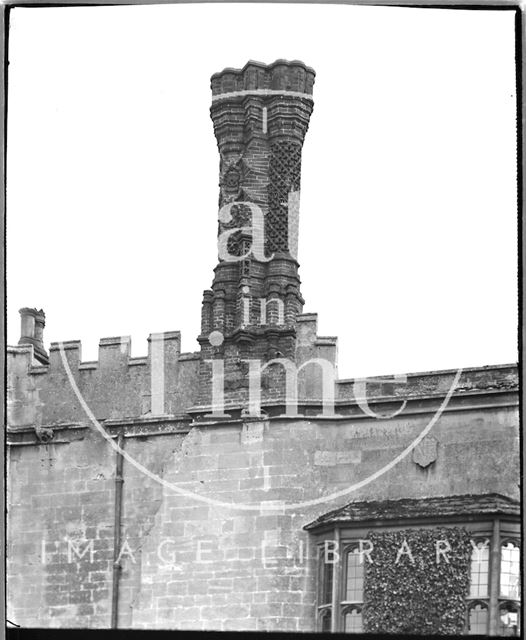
(7, 3, 517, 378)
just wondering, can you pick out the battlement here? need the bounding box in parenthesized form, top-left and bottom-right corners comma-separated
(211, 59, 315, 98)
(10, 332, 201, 371)
(48, 332, 184, 369)
(7, 331, 200, 430)
(9, 323, 518, 431)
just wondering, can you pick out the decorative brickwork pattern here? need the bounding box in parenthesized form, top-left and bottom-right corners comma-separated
(197, 61, 317, 411)
(266, 141, 302, 254)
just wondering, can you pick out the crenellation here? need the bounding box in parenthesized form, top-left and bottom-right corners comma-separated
(49, 340, 82, 371)
(29, 365, 49, 375)
(211, 60, 315, 98)
(8, 343, 37, 366)
(19, 333, 188, 374)
(7, 330, 200, 428)
(79, 361, 98, 370)
(128, 357, 147, 367)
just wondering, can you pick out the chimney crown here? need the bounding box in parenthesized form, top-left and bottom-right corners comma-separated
(211, 59, 315, 97)
(18, 307, 49, 365)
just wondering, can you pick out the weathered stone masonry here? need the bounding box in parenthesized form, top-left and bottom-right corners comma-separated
(6, 60, 519, 631)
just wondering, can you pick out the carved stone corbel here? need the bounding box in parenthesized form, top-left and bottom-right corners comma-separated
(34, 426, 54, 443)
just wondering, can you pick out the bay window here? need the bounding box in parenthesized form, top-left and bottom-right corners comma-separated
(305, 493, 520, 635)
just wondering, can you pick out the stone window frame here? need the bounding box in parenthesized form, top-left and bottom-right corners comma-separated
(314, 529, 372, 634)
(466, 600, 489, 635)
(464, 529, 521, 636)
(312, 517, 520, 635)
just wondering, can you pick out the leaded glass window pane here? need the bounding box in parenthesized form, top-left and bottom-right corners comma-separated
(501, 541, 520, 599)
(468, 603, 488, 635)
(319, 547, 334, 606)
(320, 608, 332, 632)
(345, 548, 364, 602)
(344, 607, 363, 633)
(469, 540, 489, 597)
(498, 603, 520, 636)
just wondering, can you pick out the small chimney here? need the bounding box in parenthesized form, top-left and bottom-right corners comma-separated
(18, 307, 49, 365)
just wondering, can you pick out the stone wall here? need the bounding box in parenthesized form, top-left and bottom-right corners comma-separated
(6, 362, 519, 630)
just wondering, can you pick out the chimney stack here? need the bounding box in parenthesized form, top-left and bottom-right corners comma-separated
(201, 60, 315, 350)
(196, 60, 315, 409)
(18, 307, 49, 365)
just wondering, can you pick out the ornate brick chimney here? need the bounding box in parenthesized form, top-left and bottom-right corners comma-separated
(196, 60, 315, 411)
(18, 307, 49, 365)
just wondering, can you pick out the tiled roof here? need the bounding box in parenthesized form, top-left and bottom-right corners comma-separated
(304, 493, 520, 530)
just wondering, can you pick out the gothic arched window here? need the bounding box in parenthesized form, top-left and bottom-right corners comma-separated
(344, 545, 364, 603)
(500, 540, 520, 600)
(343, 606, 363, 633)
(498, 602, 520, 636)
(468, 602, 488, 635)
(318, 607, 331, 633)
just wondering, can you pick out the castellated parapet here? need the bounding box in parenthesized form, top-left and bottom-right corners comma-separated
(8, 316, 518, 430)
(210, 59, 315, 96)
(7, 312, 339, 432)
(7, 332, 200, 431)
